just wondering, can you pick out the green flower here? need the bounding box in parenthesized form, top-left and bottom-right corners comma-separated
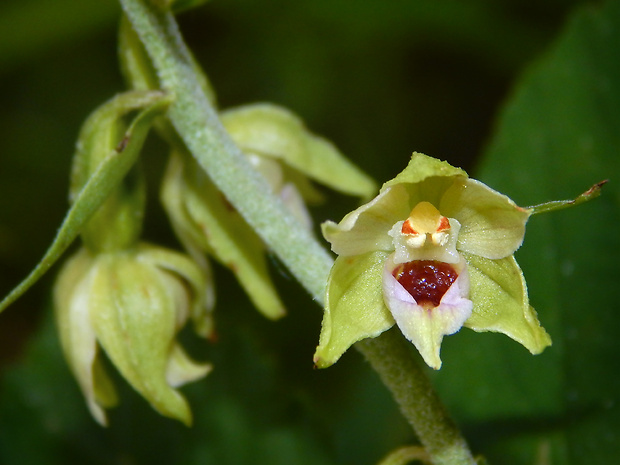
(0, 89, 214, 424)
(161, 103, 376, 319)
(51, 91, 213, 425)
(54, 244, 211, 426)
(314, 153, 551, 370)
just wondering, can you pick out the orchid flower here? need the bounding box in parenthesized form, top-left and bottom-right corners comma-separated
(314, 153, 552, 369)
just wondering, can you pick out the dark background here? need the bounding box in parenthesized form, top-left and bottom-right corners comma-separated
(1, 1, 617, 464)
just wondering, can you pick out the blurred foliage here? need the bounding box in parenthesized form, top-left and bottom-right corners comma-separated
(0, 0, 617, 464)
(432, 2, 620, 464)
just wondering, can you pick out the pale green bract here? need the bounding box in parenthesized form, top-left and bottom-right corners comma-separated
(314, 153, 551, 370)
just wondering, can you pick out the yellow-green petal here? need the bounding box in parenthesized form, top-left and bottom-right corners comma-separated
(221, 103, 377, 199)
(314, 251, 394, 368)
(462, 252, 551, 354)
(166, 344, 212, 387)
(139, 243, 215, 338)
(440, 178, 531, 259)
(54, 248, 115, 426)
(322, 184, 410, 256)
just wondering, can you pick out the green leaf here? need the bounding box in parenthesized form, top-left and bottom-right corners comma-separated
(433, 2, 620, 463)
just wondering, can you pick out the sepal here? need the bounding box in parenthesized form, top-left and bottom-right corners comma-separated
(322, 185, 410, 257)
(384, 152, 466, 190)
(221, 103, 377, 200)
(463, 252, 551, 354)
(313, 251, 393, 368)
(161, 150, 286, 319)
(54, 248, 113, 425)
(439, 178, 531, 260)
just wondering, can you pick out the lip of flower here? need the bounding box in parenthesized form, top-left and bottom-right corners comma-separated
(383, 254, 473, 369)
(382, 200, 474, 369)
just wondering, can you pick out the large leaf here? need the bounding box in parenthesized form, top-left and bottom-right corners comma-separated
(432, 1, 620, 464)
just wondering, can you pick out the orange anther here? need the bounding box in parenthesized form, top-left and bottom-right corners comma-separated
(437, 216, 450, 233)
(401, 220, 418, 235)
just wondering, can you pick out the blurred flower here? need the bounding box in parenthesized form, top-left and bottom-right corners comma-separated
(161, 103, 376, 319)
(53, 90, 212, 425)
(314, 153, 551, 369)
(55, 244, 212, 426)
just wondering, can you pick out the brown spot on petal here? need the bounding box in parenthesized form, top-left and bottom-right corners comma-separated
(220, 193, 237, 213)
(392, 260, 458, 307)
(227, 262, 239, 274)
(115, 135, 130, 153)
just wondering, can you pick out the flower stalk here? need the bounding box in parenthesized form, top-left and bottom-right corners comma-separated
(359, 330, 476, 465)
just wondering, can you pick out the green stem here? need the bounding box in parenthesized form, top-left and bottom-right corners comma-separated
(358, 331, 476, 465)
(119, 1, 476, 463)
(119, 0, 333, 303)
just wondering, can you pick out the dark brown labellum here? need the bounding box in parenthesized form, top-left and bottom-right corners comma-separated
(392, 260, 458, 307)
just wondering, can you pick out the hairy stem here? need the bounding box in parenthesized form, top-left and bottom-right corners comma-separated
(119, 1, 476, 463)
(358, 331, 476, 465)
(119, 0, 333, 303)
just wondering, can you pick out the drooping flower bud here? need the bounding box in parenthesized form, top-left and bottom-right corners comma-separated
(53, 92, 213, 425)
(55, 244, 212, 426)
